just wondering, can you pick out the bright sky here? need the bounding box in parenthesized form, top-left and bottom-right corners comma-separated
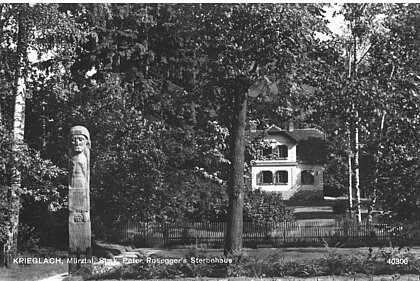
(324, 4, 345, 36)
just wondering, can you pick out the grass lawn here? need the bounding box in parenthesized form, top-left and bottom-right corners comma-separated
(0, 262, 67, 281)
(0, 247, 68, 281)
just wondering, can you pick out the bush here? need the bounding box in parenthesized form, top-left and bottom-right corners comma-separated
(243, 189, 294, 223)
(18, 224, 40, 251)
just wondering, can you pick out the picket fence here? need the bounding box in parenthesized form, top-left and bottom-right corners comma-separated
(94, 220, 420, 248)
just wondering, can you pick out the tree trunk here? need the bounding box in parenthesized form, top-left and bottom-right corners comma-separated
(348, 131, 353, 218)
(348, 17, 362, 223)
(224, 90, 247, 256)
(349, 108, 361, 223)
(368, 111, 386, 222)
(353, 111, 362, 222)
(2, 4, 27, 268)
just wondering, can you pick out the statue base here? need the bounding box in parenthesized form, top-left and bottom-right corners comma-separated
(68, 221, 92, 274)
(68, 247, 92, 274)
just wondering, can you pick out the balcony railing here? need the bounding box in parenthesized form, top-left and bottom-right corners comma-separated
(256, 153, 288, 161)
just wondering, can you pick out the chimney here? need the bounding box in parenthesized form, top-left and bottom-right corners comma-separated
(288, 121, 294, 132)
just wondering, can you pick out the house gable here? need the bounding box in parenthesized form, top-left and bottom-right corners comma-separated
(247, 125, 327, 200)
(247, 127, 326, 165)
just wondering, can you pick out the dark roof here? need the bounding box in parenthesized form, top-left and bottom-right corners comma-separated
(284, 130, 325, 143)
(246, 126, 326, 164)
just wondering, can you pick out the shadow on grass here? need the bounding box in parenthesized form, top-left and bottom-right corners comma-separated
(0, 262, 67, 281)
(0, 247, 68, 281)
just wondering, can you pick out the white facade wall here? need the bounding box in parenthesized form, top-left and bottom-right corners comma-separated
(251, 165, 296, 192)
(294, 164, 324, 191)
(250, 134, 324, 199)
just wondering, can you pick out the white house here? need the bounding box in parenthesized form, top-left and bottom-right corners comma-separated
(248, 122, 327, 200)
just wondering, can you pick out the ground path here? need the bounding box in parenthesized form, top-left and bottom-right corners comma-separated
(36, 272, 68, 281)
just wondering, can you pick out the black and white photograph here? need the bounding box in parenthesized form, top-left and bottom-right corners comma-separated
(1, 2, 420, 281)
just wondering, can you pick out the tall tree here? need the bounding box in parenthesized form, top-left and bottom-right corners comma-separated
(368, 4, 420, 218)
(337, 3, 418, 221)
(3, 3, 29, 267)
(1, 4, 78, 266)
(304, 4, 391, 222)
(303, 4, 420, 221)
(53, 4, 232, 224)
(176, 4, 328, 254)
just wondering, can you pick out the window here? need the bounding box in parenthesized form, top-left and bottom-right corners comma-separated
(301, 170, 315, 185)
(258, 171, 273, 184)
(262, 171, 273, 184)
(262, 147, 272, 157)
(274, 145, 288, 159)
(275, 171, 288, 184)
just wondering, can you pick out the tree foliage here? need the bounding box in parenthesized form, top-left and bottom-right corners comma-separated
(173, 3, 329, 253)
(301, 4, 420, 219)
(1, 3, 420, 263)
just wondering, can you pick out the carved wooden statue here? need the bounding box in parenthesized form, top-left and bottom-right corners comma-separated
(68, 126, 91, 272)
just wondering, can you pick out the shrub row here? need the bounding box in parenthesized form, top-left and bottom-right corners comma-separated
(82, 247, 420, 280)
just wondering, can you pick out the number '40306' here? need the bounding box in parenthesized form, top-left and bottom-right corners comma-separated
(387, 258, 408, 265)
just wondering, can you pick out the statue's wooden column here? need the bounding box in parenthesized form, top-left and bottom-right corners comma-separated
(68, 126, 91, 273)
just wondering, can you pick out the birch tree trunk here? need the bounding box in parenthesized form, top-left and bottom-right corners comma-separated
(3, 4, 27, 267)
(353, 112, 362, 222)
(367, 111, 386, 222)
(347, 13, 362, 223)
(348, 130, 353, 219)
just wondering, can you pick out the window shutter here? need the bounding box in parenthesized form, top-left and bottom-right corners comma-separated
(283, 146, 288, 158)
(257, 172, 262, 185)
(274, 145, 279, 157)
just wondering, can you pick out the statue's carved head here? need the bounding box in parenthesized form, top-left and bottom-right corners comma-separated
(70, 126, 90, 154)
(74, 211, 84, 222)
